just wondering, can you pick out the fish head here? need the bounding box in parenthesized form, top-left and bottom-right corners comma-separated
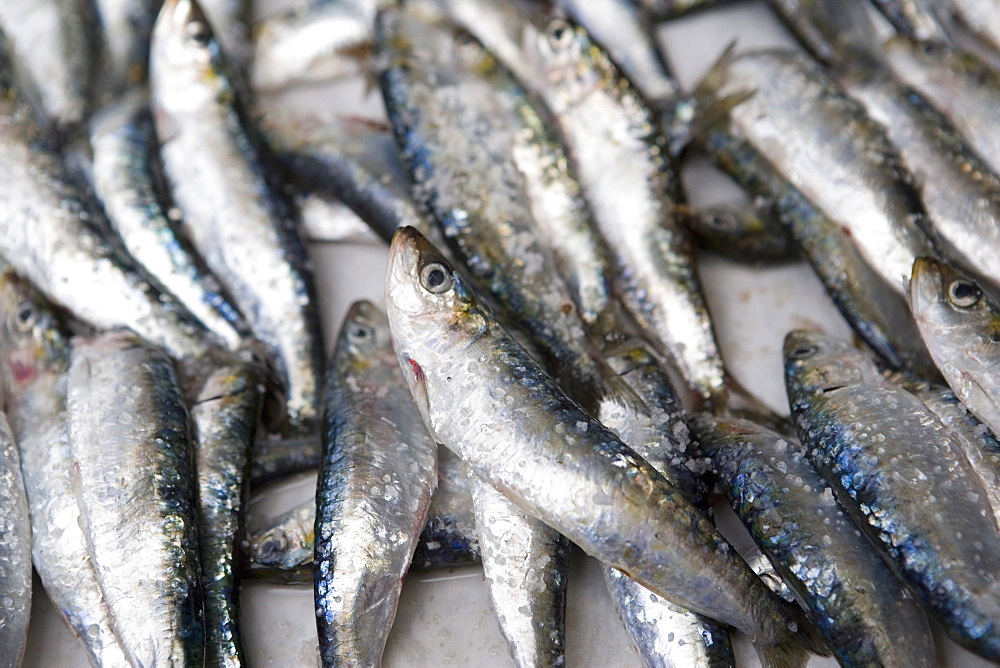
(0, 272, 73, 398)
(385, 227, 487, 406)
(783, 330, 877, 401)
(332, 299, 394, 382)
(911, 257, 1000, 365)
(150, 0, 228, 122)
(882, 36, 960, 88)
(517, 10, 602, 108)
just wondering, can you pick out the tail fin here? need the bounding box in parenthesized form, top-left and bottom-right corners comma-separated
(753, 606, 831, 668)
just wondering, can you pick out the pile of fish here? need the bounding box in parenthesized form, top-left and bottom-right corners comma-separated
(4, 0, 1000, 665)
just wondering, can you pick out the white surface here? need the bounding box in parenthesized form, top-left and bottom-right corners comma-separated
(20, 1, 997, 666)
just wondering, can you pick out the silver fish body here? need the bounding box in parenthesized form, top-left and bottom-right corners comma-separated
(89, 89, 251, 350)
(297, 191, 383, 244)
(867, 0, 951, 42)
(315, 300, 438, 667)
(191, 355, 263, 667)
(378, 3, 613, 404)
(785, 329, 1000, 660)
(443, 1, 727, 404)
(0, 274, 130, 667)
(0, 35, 222, 368)
(251, 0, 372, 92)
(842, 70, 1000, 295)
(909, 257, 1000, 438)
(68, 330, 205, 667)
(884, 37, 1000, 177)
(92, 0, 160, 96)
(695, 48, 936, 296)
(678, 203, 798, 264)
(384, 226, 824, 666)
(940, 0, 1000, 56)
(151, 0, 323, 436)
(0, 411, 31, 666)
(765, 0, 884, 68)
(473, 477, 569, 668)
(695, 414, 935, 667)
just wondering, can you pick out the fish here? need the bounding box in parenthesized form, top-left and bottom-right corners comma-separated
(472, 477, 570, 668)
(89, 88, 251, 350)
(938, 0, 1000, 56)
(150, 0, 324, 436)
(597, 343, 735, 668)
(695, 413, 935, 666)
(250, 0, 373, 92)
(691, 48, 937, 297)
(315, 300, 437, 666)
(784, 329, 1000, 660)
(384, 226, 827, 667)
(676, 203, 798, 264)
(634, 0, 733, 20)
(841, 69, 1000, 296)
(0, 410, 32, 666)
(695, 128, 939, 378)
(378, 2, 615, 406)
(296, 191, 384, 245)
(0, 29, 224, 370)
(909, 257, 1000, 438)
(67, 330, 205, 667)
(765, 0, 884, 69)
(91, 0, 160, 97)
(0, 273, 131, 667)
(0, 0, 97, 136)
(441, 1, 728, 406)
(883, 37, 1000, 177)
(190, 354, 264, 666)
(866, 0, 951, 42)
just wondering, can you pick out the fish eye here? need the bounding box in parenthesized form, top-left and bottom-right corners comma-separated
(12, 301, 36, 333)
(346, 322, 374, 344)
(419, 262, 454, 294)
(545, 20, 574, 51)
(788, 344, 818, 359)
(948, 279, 981, 308)
(185, 19, 211, 46)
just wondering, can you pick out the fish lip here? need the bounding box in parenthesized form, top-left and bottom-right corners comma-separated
(385, 226, 423, 305)
(909, 257, 943, 317)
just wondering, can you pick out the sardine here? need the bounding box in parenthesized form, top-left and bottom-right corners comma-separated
(315, 300, 437, 666)
(92, 0, 160, 97)
(0, 411, 31, 666)
(190, 355, 264, 666)
(785, 329, 1000, 660)
(867, 0, 951, 42)
(765, 0, 884, 68)
(378, 3, 614, 405)
(151, 0, 324, 436)
(385, 226, 826, 667)
(89, 89, 251, 350)
(695, 413, 935, 666)
(0, 273, 130, 667)
(883, 37, 1000, 177)
(677, 203, 798, 264)
(473, 477, 570, 668)
(297, 191, 383, 245)
(939, 0, 1000, 56)
(68, 330, 205, 666)
(634, 0, 732, 20)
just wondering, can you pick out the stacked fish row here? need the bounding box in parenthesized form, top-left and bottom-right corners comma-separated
(2, 0, 1000, 666)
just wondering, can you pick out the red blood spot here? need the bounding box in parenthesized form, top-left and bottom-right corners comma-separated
(407, 357, 424, 382)
(10, 361, 35, 385)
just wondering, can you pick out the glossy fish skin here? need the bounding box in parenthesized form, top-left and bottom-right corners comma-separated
(559, 0, 680, 109)
(473, 477, 569, 668)
(258, 110, 424, 243)
(678, 203, 798, 264)
(0, 411, 31, 665)
(916, 385, 1000, 528)
(248, 445, 479, 581)
(0, 274, 130, 667)
(842, 70, 1000, 295)
(867, 0, 950, 42)
(694, 48, 936, 297)
(942, 0, 1000, 56)
(695, 414, 935, 667)
(89, 89, 251, 350)
(0, 33, 222, 369)
(909, 257, 1000, 438)
(598, 344, 734, 668)
(151, 0, 324, 436)
(883, 37, 1000, 177)
(445, 2, 726, 405)
(251, 0, 372, 92)
(315, 300, 437, 667)
(92, 0, 160, 95)
(297, 191, 383, 245)
(68, 330, 205, 667)
(378, 4, 612, 404)
(191, 356, 263, 667)
(785, 329, 1000, 660)
(697, 128, 938, 378)
(765, 0, 884, 68)
(385, 226, 824, 667)
(0, 0, 96, 135)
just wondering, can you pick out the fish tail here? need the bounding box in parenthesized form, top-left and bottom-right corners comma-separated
(753, 608, 831, 668)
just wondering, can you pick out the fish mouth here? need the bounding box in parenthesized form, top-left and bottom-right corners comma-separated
(386, 226, 424, 296)
(909, 257, 944, 316)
